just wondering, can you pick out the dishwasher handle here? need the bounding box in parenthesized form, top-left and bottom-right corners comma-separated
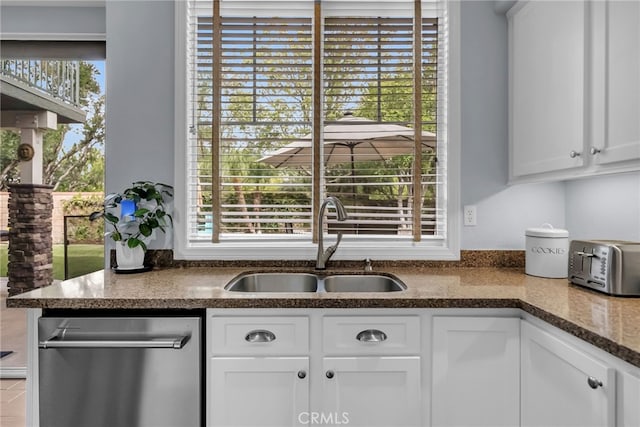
(39, 335, 190, 349)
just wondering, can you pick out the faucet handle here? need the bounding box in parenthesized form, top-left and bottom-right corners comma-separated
(324, 232, 343, 261)
(364, 258, 373, 272)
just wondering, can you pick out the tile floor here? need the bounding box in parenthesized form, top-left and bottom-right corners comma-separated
(1, 278, 28, 369)
(0, 379, 26, 427)
(1, 278, 28, 426)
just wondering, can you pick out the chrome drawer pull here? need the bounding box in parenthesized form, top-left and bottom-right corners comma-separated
(356, 329, 388, 343)
(245, 329, 276, 343)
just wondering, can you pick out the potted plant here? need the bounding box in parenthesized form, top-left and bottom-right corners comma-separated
(91, 181, 173, 270)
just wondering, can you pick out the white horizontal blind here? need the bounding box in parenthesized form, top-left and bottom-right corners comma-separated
(431, 0, 448, 238)
(187, 1, 213, 240)
(218, 15, 313, 236)
(422, 12, 442, 237)
(186, 0, 444, 243)
(321, 5, 441, 237)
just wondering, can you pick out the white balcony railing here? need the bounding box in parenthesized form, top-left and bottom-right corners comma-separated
(1, 59, 81, 107)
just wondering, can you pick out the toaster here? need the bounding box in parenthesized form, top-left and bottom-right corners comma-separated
(569, 240, 640, 296)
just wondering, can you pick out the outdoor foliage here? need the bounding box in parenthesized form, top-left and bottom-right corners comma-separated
(62, 194, 105, 244)
(0, 61, 104, 191)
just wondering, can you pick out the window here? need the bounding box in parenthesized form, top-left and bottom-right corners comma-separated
(175, 0, 460, 260)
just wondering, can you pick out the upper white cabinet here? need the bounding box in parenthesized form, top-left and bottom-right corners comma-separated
(431, 316, 520, 427)
(521, 320, 616, 427)
(509, 0, 587, 178)
(508, 0, 640, 183)
(596, 0, 640, 167)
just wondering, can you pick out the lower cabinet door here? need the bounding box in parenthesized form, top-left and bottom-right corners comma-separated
(210, 357, 309, 427)
(521, 321, 615, 427)
(619, 370, 640, 427)
(431, 316, 520, 427)
(322, 356, 421, 427)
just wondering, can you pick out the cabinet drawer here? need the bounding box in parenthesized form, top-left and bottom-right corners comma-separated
(322, 316, 420, 355)
(210, 316, 309, 355)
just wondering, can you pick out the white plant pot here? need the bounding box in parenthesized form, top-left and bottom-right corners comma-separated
(115, 242, 145, 270)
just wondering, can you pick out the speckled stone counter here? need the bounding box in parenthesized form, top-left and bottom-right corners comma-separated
(7, 266, 640, 368)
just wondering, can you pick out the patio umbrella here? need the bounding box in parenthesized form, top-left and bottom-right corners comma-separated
(257, 113, 437, 174)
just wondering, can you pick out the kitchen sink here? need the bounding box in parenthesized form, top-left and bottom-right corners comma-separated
(224, 272, 406, 293)
(323, 274, 406, 292)
(225, 272, 318, 292)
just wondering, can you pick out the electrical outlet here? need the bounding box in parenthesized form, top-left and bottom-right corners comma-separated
(464, 205, 477, 226)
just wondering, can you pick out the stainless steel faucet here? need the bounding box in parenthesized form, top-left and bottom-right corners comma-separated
(315, 196, 348, 270)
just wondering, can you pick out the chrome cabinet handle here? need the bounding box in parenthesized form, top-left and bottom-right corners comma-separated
(245, 329, 276, 343)
(356, 329, 388, 343)
(587, 376, 603, 389)
(326, 370, 335, 379)
(570, 150, 581, 158)
(297, 370, 307, 379)
(590, 147, 602, 155)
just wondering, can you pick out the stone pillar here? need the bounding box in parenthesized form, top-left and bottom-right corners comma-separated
(7, 184, 54, 296)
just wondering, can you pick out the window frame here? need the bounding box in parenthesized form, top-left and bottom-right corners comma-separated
(173, 0, 460, 261)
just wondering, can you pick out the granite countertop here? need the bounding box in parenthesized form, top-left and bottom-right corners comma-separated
(7, 266, 640, 368)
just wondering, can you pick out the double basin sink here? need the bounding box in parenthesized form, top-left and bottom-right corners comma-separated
(225, 272, 406, 293)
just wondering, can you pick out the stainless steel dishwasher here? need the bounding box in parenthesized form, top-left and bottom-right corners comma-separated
(38, 315, 201, 427)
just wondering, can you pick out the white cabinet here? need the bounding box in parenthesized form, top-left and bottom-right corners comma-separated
(619, 370, 640, 427)
(321, 315, 422, 427)
(208, 312, 421, 427)
(210, 357, 309, 427)
(508, 0, 640, 183)
(205, 309, 640, 427)
(431, 317, 520, 427)
(209, 316, 310, 427)
(322, 315, 421, 355)
(521, 320, 616, 427)
(509, 0, 587, 178)
(322, 357, 421, 427)
(595, 0, 640, 167)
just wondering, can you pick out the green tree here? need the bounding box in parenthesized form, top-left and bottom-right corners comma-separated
(0, 130, 21, 186)
(0, 61, 104, 191)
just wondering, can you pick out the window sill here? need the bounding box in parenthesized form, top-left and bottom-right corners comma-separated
(173, 236, 460, 261)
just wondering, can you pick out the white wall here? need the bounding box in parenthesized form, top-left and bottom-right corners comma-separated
(460, 1, 565, 249)
(105, 0, 175, 249)
(105, 0, 174, 194)
(564, 172, 640, 241)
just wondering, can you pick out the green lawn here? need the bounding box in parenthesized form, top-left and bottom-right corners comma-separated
(0, 243, 104, 281)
